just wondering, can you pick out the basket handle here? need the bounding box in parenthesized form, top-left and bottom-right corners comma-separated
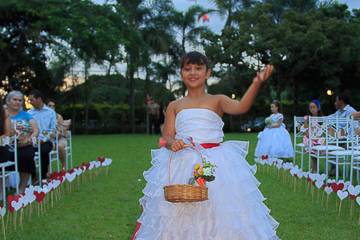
(167, 144, 205, 185)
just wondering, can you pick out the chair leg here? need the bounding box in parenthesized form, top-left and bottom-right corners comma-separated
(2, 168, 6, 208)
(301, 149, 304, 170)
(325, 158, 328, 178)
(317, 157, 320, 174)
(336, 157, 339, 181)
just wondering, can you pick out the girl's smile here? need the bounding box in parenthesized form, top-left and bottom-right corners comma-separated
(181, 64, 210, 89)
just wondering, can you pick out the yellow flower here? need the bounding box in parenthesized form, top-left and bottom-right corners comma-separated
(194, 164, 201, 170)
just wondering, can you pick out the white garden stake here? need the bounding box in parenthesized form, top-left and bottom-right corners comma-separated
(337, 190, 349, 216)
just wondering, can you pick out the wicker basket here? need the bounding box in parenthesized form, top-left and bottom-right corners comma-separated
(164, 146, 208, 203)
(164, 184, 208, 203)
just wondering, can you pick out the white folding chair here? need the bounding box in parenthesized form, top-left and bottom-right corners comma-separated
(0, 136, 17, 207)
(348, 120, 360, 184)
(49, 131, 60, 173)
(33, 139, 42, 186)
(65, 130, 73, 170)
(293, 116, 306, 169)
(308, 117, 345, 174)
(326, 118, 360, 180)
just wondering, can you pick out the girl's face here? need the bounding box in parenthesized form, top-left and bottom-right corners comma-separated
(181, 63, 211, 89)
(8, 96, 23, 112)
(309, 102, 319, 116)
(270, 104, 278, 113)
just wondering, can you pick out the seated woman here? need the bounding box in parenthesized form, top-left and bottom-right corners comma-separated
(6, 91, 38, 193)
(302, 99, 325, 173)
(47, 99, 71, 170)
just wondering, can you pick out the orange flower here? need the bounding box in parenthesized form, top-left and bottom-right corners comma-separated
(196, 177, 206, 187)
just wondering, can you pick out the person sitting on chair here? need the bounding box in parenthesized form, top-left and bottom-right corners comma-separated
(328, 93, 357, 176)
(47, 99, 71, 170)
(6, 91, 38, 193)
(28, 90, 56, 180)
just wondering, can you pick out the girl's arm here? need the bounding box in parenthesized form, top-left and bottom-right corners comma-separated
(269, 120, 282, 128)
(219, 65, 274, 115)
(269, 114, 283, 128)
(162, 101, 186, 152)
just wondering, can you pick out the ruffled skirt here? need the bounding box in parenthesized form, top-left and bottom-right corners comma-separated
(136, 141, 279, 240)
(255, 127, 294, 158)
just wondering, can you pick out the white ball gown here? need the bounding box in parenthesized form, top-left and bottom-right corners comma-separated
(135, 108, 279, 240)
(255, 113, 294, 159)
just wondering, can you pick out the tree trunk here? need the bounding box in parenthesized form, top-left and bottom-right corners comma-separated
(127, 54, 136, 133)
(84, 59, 91, 134)
(292, 77, 298, 116)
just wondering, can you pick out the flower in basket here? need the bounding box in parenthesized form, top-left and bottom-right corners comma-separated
(189, 161, 216, 187)
(265, 117, 272, 127)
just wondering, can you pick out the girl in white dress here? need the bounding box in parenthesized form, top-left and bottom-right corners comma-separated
(255, 100, 293, 160)
(132, 51, 279, 240)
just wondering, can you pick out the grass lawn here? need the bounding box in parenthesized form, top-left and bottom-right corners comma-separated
(6, 133, 360, 240)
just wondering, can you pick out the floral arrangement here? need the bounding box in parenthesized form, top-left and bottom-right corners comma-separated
(189, 160, 216, 187)
(265, 117, 272, 127)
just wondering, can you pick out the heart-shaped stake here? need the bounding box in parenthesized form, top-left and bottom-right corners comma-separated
(324, 186, 332, 209)
(337, 190, 349, 217)
(356, 197, 360, 225)
(0, 206, 5, 240)
(348, 185, 360, 197)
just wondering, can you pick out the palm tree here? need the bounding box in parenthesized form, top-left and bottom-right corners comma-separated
(209, 0, 255, 29)
(114, 0, 176, 133)
(171, 5, 212, 54)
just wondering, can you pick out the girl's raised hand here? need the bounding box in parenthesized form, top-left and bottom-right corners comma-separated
(171, 139, 186, 152)
(255, 65, 274, 83)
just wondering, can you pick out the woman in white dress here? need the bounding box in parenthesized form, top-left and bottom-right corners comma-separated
(255, 100, 293, 160)
(132, 51, 279, 240)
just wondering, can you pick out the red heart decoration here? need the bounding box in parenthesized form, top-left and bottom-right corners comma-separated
(338, 183, 344, 191)
(49, 172, 60, 180)
(7, 195, 20, 212)
(349, 194, 357, 201)
(331, 183, 339, 192)
(34, 191, 46, 203)
(97, 156, 105, 163)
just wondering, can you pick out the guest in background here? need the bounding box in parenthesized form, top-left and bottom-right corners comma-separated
(48, 99, 71, 170)
(146, 96, 160, 134)
(302, 99, 324, 172)
(28, 90, 56, 180)
(6, 91, 38, 193)
(329, 94, 357, 119)
(328, 93, 357, 175)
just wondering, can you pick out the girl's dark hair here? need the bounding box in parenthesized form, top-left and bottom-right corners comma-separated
(309, 99, 323, 116)
(180, 51, 210, 69)
(272, 100, 282, 113)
